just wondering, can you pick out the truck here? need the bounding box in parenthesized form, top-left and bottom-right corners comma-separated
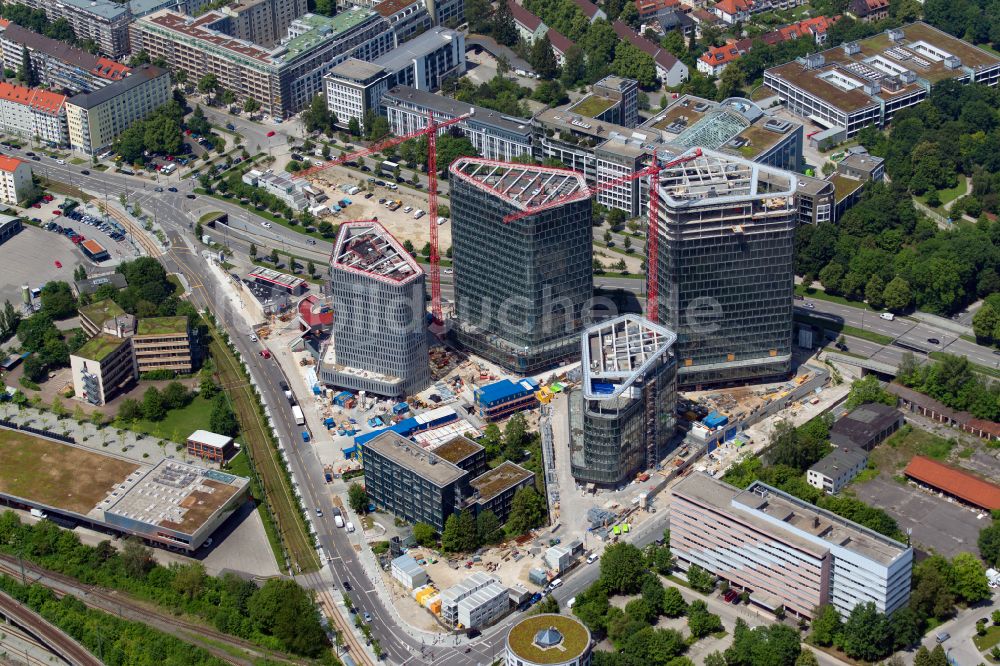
(292, 405, 305, 425)
(334, 515, 345, 528)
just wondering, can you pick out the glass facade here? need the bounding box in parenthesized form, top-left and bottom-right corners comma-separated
(450, 167, 593, 374)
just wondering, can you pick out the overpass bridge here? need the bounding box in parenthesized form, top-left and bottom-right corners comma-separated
(0, 589, 102, 666)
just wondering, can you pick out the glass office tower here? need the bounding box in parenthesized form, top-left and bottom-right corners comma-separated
(449, 158, 593, 374)
(652, 148, 797, 388)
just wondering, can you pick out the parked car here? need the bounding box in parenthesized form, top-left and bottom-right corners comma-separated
(81, 170, 89, 175)
(266, 130, 276, 137)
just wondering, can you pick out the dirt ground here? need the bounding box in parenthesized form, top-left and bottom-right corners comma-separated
(402, 542, 545, 596)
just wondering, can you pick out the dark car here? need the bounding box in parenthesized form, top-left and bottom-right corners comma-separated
(343, 580, 351, 590)
(168, 187, 178, 192)
(25, 152, 34, 157)
(31, 156, 40, 161)
(186, 194, 196, 199)
(927, 338, 940, 345)
(81, 169, 90, 175)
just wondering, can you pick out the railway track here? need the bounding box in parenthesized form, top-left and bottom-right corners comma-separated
(0, 555, 301, 666)
(0, 589, 102, 666)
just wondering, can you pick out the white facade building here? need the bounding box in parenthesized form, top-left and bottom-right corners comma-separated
(807, 446, 868, 494)
(324, 58, 392, 133)
(0, 82, 68, 146)
(0, 157, 33, 206)
(391, 554, 428, 590)
(456, 580, 509, 629)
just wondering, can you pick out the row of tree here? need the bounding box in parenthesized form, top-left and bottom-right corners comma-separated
(113, 100, 187, 165)
(0, 512, 330, 657)
(897, 351, 1000, 421)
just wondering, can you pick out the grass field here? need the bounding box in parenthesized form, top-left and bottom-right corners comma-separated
(0, 430, 139, 513)
(870, 424, 957, 478)
(794, 284, 876, 311)
(130, 394, 215, 442)
(208, 323, 318, 573)
(974, 625, 1000, 651)
(919, 178, 967, 209)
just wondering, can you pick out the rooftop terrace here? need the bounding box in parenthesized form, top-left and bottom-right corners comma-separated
(331, 220, 421, 285)
(79, 299, 126, 327)
(432, 436, 483, 465)
(569, 94, 616, 118)
(506, 614, 591, 665)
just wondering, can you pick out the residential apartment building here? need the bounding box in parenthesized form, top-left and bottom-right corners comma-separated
(65, 64, 171, 155)
(449, 158, 593, 374)
(652, 149, 796, 388)
(0, 82, 68, 146)
(548, 28, 573, 66)
(221, 0, 308, 47)
(133, 315, 193, 373)
(372, 27, 465, 92)
(612, 21, 688, 86)
(764, 23, 1000, 138)
(374, 0, 432, 43)
(19, 0, 133, 57)
(322, 220, 430, 397)
(0, 22, 130, 95)
(425, 0, 463, 27)
(671, 473, 913, 618)
(70, 333, 138, 405)
(698, 39, 752, 76)
(382, 86, 533, 161)
(508, 0, 547, 45)
(848, 0, 889, 22)
(572, 315, 678, 487)
(324, 59, 392, 134)
(807, 446, 868, 494)
(130, 7, 395, 117)
(242, 168, 309, 210)
(0, 156, 33, 206)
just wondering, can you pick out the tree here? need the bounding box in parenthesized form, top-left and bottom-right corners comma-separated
(561, 45, 586, 87)
(619, 1, 640, 27)
(270, 248, 279, 263)
(534, 595, 559, 615)
(209, 393, 238, 437)
(455, 509, 477, 551)
(641, 574, 666, 614)
(476, 509, 503, 545)
(685, 564, 715, 593)
(845, 375, 896, 409)
(197, 73, 219, 97)
(687, 600, 723, 638)
(600, 543, 646, 594)
(18, 49, 37, 87)
(142, 386, 166, 421)
(492, 0, 518, 46)
(441, 513, 462, 552)
(973, 303, 1000, 342)
(611, 42, 657, 88)
(249, 242, 257, 258)
(808, 604, 842, 647)
(979, 520, 1000, 568)
(503, 413, 527, 460)
(794, 651, 819, 666)
(506, 486, 547, 535)
(865, 274, 886, 308)
(819, 262, 845, 294)
(162, 382, 189, 409)
(661, 586, 687, 617)
(914, 645, 949, 666)
(465, 0, 493, 33)
(171, 562, 206, 600)
(243, 98, 261, 114)
(118, 398, 142, 422)
(121, 537, 154, 578)
(719, 62, 746, 99)
(347, 482, 368, 514)
(623, 627, 685, 666)
(725, 620, 801, 666)
(480, 423, 503, 458)
(530, 34, 559, 79)
(39, 281, 77, 319)
(412, 522, 436, 547)
(841, 602, 893, 662)
(952, 551, 991, 603)
(348, 117, 361, 136)
(624, 597, 657, 625)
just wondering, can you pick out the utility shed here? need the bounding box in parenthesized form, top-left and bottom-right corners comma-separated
(391, 554, 428, 590)
(544, 544, 573, 573)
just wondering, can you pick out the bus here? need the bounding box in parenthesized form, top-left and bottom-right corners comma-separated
(380, 160, 399, 174)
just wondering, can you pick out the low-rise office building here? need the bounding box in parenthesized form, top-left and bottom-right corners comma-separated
(186, 430, 236, 465)
(242, 168, 310, 210)
(372, 27, 464, 92)
(79, 299, 127, 336)
(764, 22, 1000, 138)
(65, 64, 171, 155)
(830, 403, 903, 451)
(671, 472, 913, 618)
(70, 333, 138, 405)
(464, 461, 534, 524)
(505, 615, 593, 666)
(382, 86, 533, 161)
(807, 446, 868, 494)
(0, 82, 68, 146)
(568, 75, 638, 128)
(0, 156, 33, 206)
(133, 316, 193, 373)
(324, 59, 393, 134)
(19, 0, 133, 57)
(391, 554, 428, 589)
(248, 265, 307, 295)
(0, 216, 23, 245)
(375, 0, 432, 43)
(72, 273, 128, 297)
(0, 22, 130, 95)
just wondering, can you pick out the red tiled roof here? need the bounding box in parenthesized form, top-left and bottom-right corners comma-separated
(547, 28, 573, 54)
(373, 0, 419, 17)
(0, 19, 9, 27)
(714, 0, 752, 16)
(93, 57, 130, 81)
(967, 418, 1000, 438)
(699, 39, 751, 67)
(865, 0, 889, 9)
(507, 0, 544, 31)
(767, 15, 840, 42)
(570, 0, 602, 19)
(613, 21, 680, 71)
(904, 455, 1000, 511)
(0, 81, 66, 115)
(298, 295, 333, 327)
(0, 155, 26, 173)
(636, 0, 679, 16)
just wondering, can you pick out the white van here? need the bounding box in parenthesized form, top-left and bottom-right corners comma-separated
(879, 312, 895, 321)
(30, 508, 47, 519)
(567, 597, 576, 609)
(346, 521, 355, 533)
(334, 515, 345, 528)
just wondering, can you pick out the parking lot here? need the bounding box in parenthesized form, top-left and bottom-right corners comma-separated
(0, 226, 93, 309)
(852, 475, 986, 557)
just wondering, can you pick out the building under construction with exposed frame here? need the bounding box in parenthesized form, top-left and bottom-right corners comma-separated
(321, 220, 430, 397)
(448, 158, 593, 374)
(571, 315, 678, 487)
(651, 148, 797, 388)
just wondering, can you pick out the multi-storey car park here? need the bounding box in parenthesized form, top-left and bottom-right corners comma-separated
(670, 472, 913, 620)
(321, 220, 430, 398)
(0, 429, 249, 551)
(652, 148, 797, 388)
(571, 315, 678, 488)
(130, 7, 394, 117)
(448, 158, 593, 374)
(764, 22, 1000, 138)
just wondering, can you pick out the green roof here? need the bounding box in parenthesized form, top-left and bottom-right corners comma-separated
(280, 9, 376, 63)
(570, 95, 616, 119)
(506, 615, 590, 665)
(75, 333, 128, 362)
(137, 316, 188, 335)
(79, 299, 125, 328)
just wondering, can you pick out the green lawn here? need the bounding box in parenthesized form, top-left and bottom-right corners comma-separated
(973, 625, 1000, 651)
(129, 393, 215, 442)
(795, 284, 876, 311)
(70, 158, 86, 165)
(919, 178, 967, 209)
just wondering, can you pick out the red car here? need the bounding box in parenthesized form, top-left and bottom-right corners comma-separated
(266, 130, 276, 137)
(260, 349, 271, 359)
(53, 210, 61, 216)
(185, 129, 192, 135)
(54, 261, 62, 268)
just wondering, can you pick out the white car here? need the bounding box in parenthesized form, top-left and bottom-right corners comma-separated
(261, 221, 272, 229)
(403, 206, 413, 214)
(56, 159, 65, 165)
(250, 334, 258, 342)
(586, 553, 599, 564)
(445, 268, 453, 274)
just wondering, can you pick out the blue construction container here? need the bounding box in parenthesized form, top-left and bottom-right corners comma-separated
(392, 402, 410, 415)
(312, 385, 322, 395)
(703, 411, 729, 429)
(475, 378, 539, 408)
(333, 391, 354, 406)
(324, 417, 335, 428)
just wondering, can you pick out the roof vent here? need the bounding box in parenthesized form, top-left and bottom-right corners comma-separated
(900, 69, 916, 83)
(944, 55, 961, 69)
(803, 53, 824, 69)
(842, 41, 860, 55)
(863, 81, 881, 95)
(888, 28, 904, 42)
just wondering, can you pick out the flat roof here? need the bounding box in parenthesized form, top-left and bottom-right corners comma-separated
(382, 85, 532, 136)
(248, 265, 306, 289)
(568, 94, 616, 119)
(79, 298, 126, 327)
(830, 173, 864, 202)
(75, 333, 127, 362)
(506, 614, 591, 665)
(327, 58, 388, 83)
(49, 0, 128, 20)
(68, 65, 166, 110)
(74, 274, 128, 295)
(0, 428, 140, 516)
(534, 106, 644, 142)
(581, 314, 676, 400)
(187, 430, 233, 448)
(809, 446, 867, 477)
(103, 459, 247, 535)
(449, 158, 588, 212)
(373, 27, 458, 72)
(470, 461, 533, 501)
(80, 239, 107, 255)
(432, 436, 483, 465)
(831, 403, 900, 441)
(365, 431, 466, 487)
(284, 10, 380, 63)
(136, 316, 188, 335)
(642, 94, 713, 133)
(905, 455, 1000, 510)
(331, 220, 422, 286)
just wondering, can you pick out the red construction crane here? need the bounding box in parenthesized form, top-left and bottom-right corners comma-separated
(502, 148, 702, 319)
(295, 111, 473, 327)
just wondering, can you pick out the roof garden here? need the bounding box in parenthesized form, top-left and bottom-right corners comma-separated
(75, 333, 127, 362)
(433, 436, 483, 465)
(830, 173, 864, 201)
(279, 9, 376, 63)
(507, 614, 591, 664)
(137, 316, 188, 335)
(79, 299, 125, 327)
(470, 461, 533, 501)
(569, 94, 616, 118)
